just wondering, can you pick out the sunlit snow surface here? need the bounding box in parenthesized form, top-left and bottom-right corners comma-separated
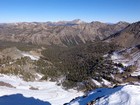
(68, 85, 140, 105)
(0, 74, 83, 105)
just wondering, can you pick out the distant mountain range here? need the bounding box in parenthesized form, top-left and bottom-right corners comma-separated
(0, 20, 129, 46)
(46, 19, 86, 26)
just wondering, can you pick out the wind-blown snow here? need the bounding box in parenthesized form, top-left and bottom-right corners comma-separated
(68, 85, 140, 105)
(0, 74, 83, 105)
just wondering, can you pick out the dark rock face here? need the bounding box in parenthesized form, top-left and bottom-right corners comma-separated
(0, 21, 129, 46)
(107, 21, 140, 48)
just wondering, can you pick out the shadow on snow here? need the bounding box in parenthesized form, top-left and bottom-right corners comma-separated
(0, 94, 51, 105)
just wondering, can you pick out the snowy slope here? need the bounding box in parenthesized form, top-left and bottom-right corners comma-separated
(95, 85, 140, 105)
(0, 74, 83, 105)
(68, 85, 140, 105)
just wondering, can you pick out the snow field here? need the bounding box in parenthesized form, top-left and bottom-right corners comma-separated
(0, 74, 83, 105)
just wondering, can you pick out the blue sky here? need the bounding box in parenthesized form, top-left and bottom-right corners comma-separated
(0, 0, 140, 23)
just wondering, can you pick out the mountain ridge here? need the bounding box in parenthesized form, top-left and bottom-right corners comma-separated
(106, 21, 140, 48)
(0, 21, 129, 46)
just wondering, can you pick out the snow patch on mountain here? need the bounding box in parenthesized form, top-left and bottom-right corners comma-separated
(22, 52, 40, 60)
(102, 78, 111, 86)
(111, 52, 129, 67)
(111, 47, 140, 76)
(92, 79, 102, 86)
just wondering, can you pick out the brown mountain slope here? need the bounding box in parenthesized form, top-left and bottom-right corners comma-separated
(107, 21, 140, 48)
(0, 21, 129, 46)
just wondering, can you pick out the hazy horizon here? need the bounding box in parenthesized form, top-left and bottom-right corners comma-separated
(0, 19, 137, 24)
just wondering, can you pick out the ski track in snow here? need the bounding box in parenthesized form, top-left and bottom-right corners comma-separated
(0, 74, 83, 105)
